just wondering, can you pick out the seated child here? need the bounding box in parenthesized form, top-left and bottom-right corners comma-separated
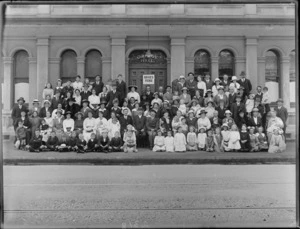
(178, 99, 187, 116)
(174, 126, 187, 152)
(268, 127, 286, 153)
(228, 124, 241, 152)
(256, 126, 269, 151)
(221, 124, 230, 152)
(76, 133, 87, 154)
(57, 134, 70, 152)
(46, 131, 59, 151)
(165, 130, 174, 152)
(197, 126, 207, 151)
(186, 126, 198, 151)
(249, 126, 259, 152)
(40, 118, 50, 144)
(153, 129, 166, 152)
(86, 132, 98, 152)
(239, 124, 250, 152)
(213, 127, 223, 153)
(68, 131, 78, 151)
(109, 131, 123, 152)
(27, 130, 43, 152)
(205, 129, 214, 152)
(15, 120, 27, 150)
(123, 130, 137, 153)
(98, 129, 110, 153)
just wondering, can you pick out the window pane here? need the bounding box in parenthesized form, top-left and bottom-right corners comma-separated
(14, 50, 29, 79)
(194, 50, 210, 76)
(85, 50, 102, 79)
(60, 50, 77, 79)
(265, 50, 279, 82)
(219, 50, 234, 77)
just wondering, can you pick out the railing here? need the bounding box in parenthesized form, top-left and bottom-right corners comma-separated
(5, 4, 295, 17)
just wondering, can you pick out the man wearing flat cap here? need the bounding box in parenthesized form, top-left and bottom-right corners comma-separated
(92, 75, 104, 96)
(106, 81, 122, 110)
(11, 97, 28, 132)
(275, 98, 288, 135)
(133, 107, 147, 147)
(248, 107, 262, 130)
(237, 71, 252, 96)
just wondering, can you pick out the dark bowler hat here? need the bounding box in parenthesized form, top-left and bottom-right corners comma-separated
(199, 109, 207, 115)
(240, 71, 246, 76)
(75, 112, 83, 118)
(82, 99, 89, 104)
(17, 97, 25, 103)
(165, 85, 171, 90)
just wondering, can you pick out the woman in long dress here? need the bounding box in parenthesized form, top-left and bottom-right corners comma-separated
(221, 123, 231, 152)
(107, 112, 121, 140)
(83, 111, 97, 142)
(228, 124, 241, 151)
(95, 110, 108, 138)
(266, 110, 284, 141)
(268, 127, 286, 153)
(174, 126, 186, 152)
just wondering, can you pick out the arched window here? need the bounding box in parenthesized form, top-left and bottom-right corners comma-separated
(194, 49, 211, 77)
(265, 49, 281, 101)
(13, 50, 29, 106)
(60, 49, 77, 83)
(85, 49, 102, 81)
(289, 50, 296, 105)
(218, 50, 235, 79)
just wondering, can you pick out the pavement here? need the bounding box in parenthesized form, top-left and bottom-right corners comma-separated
(2, 139, 296, 165)
(3, 165, 296, 228)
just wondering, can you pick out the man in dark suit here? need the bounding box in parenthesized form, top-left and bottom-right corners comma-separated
(248, 108, 262, 131)
(221, 74, 230, 87)
(230, 95, 246, 121)
(227, 86, 237, 110)
(61, 80, 74, 98)
(204, 73, 214, 90)
(39, 100, 53, 118)
(171, 77, 179, 94)
(11, 97, 28, 130)
(237, 71, 252, 96)
(116, 74, 127, 105)
(80, 84, 92, 103)
(275, 98, 288, 134)
(65, 98, 79, 119)
(106, 82, 122, 110)
(133, 107, 147, 147)
(185, 72, 197, 99)
(144, 85, 154, 103)
(51, 91, 63, 110)
(254, 86, 263, 102)
(92, 75, 104, 95)
(119, 108, 133, 138)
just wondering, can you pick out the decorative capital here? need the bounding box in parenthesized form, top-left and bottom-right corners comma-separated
(37, 37, 49, 46)
(3, 57, 13, 64)
(77, 56, 85, 63)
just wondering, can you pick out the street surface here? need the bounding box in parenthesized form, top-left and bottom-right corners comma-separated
(3, 165, 296, 228)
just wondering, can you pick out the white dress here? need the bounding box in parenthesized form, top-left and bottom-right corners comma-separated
(229, 82, 240, 93)
(187, 132, 198, 150)
(153, 136, 166, 152)
(95, 117, 108, 136)
(107, 118, 121, 140)
(197, 81, 207, 95)
(174, 133, 186, 152)
(165, 136, 175, 152)
(245, 99, 254, 113)
(197, 117, 211, 130)
(228, 131, 241, 150)
(197, 133, 207, 149)
(127, 91, 140, 103)
(83, 117, 97, 141)
(178, 104, 187, 116)
(221, 130, 230, 151)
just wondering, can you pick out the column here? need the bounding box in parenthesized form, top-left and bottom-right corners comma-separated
(77, 56, 85, 79)
(36, 37, 49, 100)
(111, 36, 126, 79)
(28, 57, 37, 104)
(281, 56, 290, 110)
(245, 37, 258, 90)
(170, 37, 185, 82)
(257, 57, 266, 87)
(2, 57, 13, 111)
(235, 56, 246, 78)
(102, 57, 112, 83)
(185, 57, 194, 76)
(211, 56, 218, 80)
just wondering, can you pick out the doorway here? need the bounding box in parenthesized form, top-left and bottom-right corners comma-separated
(128, 50, 167, 94)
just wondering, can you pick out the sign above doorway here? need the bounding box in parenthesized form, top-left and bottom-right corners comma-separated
(143, 74, 155, 84)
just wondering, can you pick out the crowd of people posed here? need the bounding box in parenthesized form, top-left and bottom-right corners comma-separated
(11, 71, 288, 154)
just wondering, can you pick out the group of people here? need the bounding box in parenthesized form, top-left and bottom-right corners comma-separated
(11, 71, 288, 154)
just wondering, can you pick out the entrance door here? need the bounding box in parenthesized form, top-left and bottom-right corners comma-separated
(128, 50, 168, 94)
(129, 68, 167, 94)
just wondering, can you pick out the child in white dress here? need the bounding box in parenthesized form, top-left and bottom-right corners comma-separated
(178, 99, 187, 116)
(165, 130, 175, 152)
(221, 123, 230, 152)
(174, 126, 187, 152)
(153, 130, 166, 152)
(245, 93, 255, 117)
(228, 124, 241, 151)
(186, 126, 198, 151)
(197, 126, 207, 150)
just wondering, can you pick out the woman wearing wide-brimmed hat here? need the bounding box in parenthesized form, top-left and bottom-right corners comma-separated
(28, 99, 41, 117)
(212, 78, 222, 97)
(229, 76, 240, 93)
(179, 87, 192, 107)
(127, 85, 140, 104)
(83, 110, 97, 142)
(197, 109, 211, 130)
(151, 92, 163, 107)
(39, 100, 53, 118)
(213, 86, 229, 108)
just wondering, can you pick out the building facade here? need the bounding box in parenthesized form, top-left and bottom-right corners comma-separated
(1, 3, 296, 116)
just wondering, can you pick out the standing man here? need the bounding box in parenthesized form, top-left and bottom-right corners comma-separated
(92, 75, 104, 96)
(80, 84, 92, 104)
(204, 73, 214, 90)
(185, 72, 197, 99)
(275, 98, 288, 136)
(254, 86, 263, 102)
(221, 74, 230, 88)
(116, 74, 127, 105)
(171, 76, 180, 94)
(106, 81, 122, 110)
(11, 97, 28, 131)
(175, 75, 186, 95)
(145, 85, 154, 104)
(237, 71, 252, 97)
(133, 107, 147, 147)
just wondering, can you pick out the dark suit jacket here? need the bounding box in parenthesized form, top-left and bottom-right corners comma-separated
(106, 91, 122, 107)
(144, 91, 154, 103)
(227, 93, 237, 110)
(216, 106, 227, 120)
(230, 102, 246, 121)
(80, 90, 92, 102)
(11, 104, 28, 123)
(51, 97, 63, 110)
(61, 86, 74, 98)
(39, 107, 53, 118)
(275, 106, 288, 125)
(146, 117, 159, 131)
(92, 81, 104, 95)
(237, 78, 252, 96)
(14, 117, 32, 130)
(119, 115, 133, 133)
(254, 93, 263, 102)
(116, 80, 127, 99)
(221, 80, 230, 88)
(248, 116, 262, 128)
(65, 104, 80, 119)
(171, 79, 179, 93)
(236, 116, 249, 130)
(133, 115, 147, 131)
(204, 79, 214, 90)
